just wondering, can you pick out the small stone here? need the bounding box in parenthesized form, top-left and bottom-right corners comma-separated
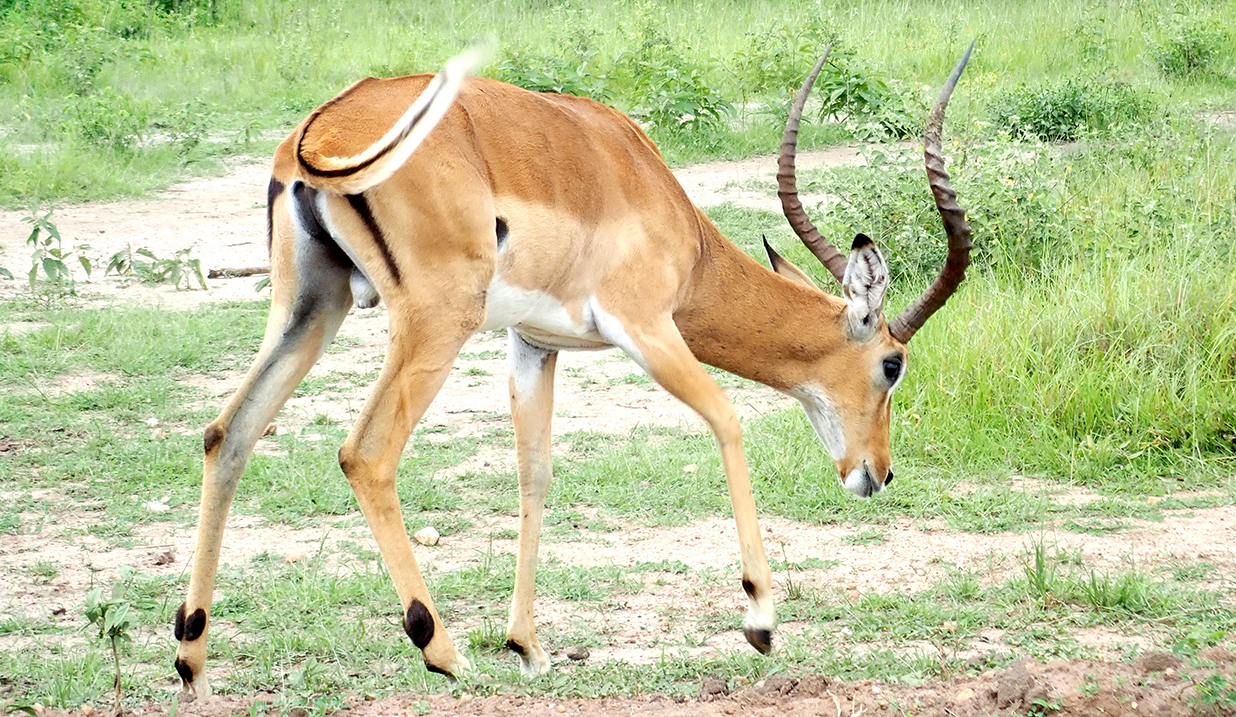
(145, 499, 170, 512)
(732, 676, 749, 687)
(153, 550, 175, 566)
(288, 708, 308, 717)
(700, 676, 728, 698)
(145, 417, 160, 428)
(556, 706, 566, 714)
(682, 464, 697, 473)
(80, 705, 95, 716)
(149, 428, 168, 441)
(956, 688, 975, 701)
(286, 550, 308, 563)
(414, 526, 441, 546)
(1146, 496, 1161, 504)
(263, 423, 278, 436)
(942, 621, 957, 632)
(565, 645, 590, 661)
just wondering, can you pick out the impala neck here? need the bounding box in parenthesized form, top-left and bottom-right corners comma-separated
(673, 217, 847, 392)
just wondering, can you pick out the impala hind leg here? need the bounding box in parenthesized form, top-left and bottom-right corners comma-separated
(174, 219, 354, 701)
(339, 299, 488, 678)
(504, 330, 558, 676)
(593, 309, 776, 653)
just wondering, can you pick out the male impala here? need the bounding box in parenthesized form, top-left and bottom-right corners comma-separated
(172, 44, 974, 696)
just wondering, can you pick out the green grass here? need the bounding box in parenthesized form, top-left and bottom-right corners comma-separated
(2, 0, 1234, 205)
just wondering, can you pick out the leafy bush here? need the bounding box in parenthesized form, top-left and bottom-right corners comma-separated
(616, 24, 732, 133)
(64, 87, 151, 151)
(496, 48, 610, 101)
(987, 75, 1154, 141)
(800, 140, 1073, 282)
(1151, 14, 1227, 78)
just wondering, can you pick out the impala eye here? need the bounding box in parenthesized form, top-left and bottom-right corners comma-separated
(882, 356, 903, 384)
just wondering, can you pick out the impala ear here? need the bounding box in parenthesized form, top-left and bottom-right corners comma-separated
(763, 236, 820, 290)
(842, 234, 889, 340)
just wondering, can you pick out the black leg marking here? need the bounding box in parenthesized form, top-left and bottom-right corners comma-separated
(266, 178, 285, 253)
(345, 193, 402, 286)
(174, 657, 194, 684)
(425, 662, 453, 678)
(741, 577, 757, 598)
(203, 424, 224, 455)
(281, 181, 355, 347)
(174, 603, 186, 641)
(744, 626, 773, 655)
(183, 608, 207, 642)
(505, 638, 527, 656)
(496, 217, 509, 249)
(403, 599, 435, 649)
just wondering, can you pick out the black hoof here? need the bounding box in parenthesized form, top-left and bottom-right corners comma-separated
(744, 626, 773, 655)
(425, 661, 456, 679)
(174, 657, 194, 684)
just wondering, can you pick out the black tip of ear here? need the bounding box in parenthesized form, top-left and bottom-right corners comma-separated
(852, 233, 873, 250)
(762, 235, 782, 266)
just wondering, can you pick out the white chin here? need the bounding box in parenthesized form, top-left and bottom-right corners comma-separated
(844, 469, 879, 498)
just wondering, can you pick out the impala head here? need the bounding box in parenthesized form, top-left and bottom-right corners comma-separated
(771, 43, 975, 498)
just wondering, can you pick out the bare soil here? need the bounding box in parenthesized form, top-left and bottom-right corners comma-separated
(2, 149, 1233, 716)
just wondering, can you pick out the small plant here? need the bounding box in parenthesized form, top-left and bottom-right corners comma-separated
(1193, 673, 1236, 714)
(1152, 14, 1227, 78)
(83, 567, 138, 715)
(465, 616, 507, 654)
(1021, 539, 1058, 603)
(24, 208, 90, 298)
(106, 244, 207, 289)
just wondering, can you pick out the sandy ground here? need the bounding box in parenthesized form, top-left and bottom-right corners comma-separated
(2, 146, 1234, 716)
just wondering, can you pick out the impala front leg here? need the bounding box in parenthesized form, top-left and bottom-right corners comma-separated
(593, 309, 776, 653)
(504, 330, 558, 676)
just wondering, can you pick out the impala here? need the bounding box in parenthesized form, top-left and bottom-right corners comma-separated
(172, 44, 974, 697)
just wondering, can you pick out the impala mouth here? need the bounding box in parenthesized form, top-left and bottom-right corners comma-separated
(843, 463, 882, 499)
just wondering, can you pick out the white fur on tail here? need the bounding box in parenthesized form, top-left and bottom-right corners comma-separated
(298, 42, 493, 195)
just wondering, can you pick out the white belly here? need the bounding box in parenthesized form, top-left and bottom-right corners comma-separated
(479, 277, 611, 350)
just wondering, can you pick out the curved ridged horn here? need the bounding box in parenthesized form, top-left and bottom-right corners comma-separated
(777, 45, 847, 284)
(888, 41, 976, 344)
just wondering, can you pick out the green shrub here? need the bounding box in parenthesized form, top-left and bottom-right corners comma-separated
(496, 48, 610, 101)
(1151, 14, 1227, 78)
(64, 87, 151, 151)
(800, 140, 1071, 282)
(987, 75, 1154, 141)
(616, 24, 732, 133)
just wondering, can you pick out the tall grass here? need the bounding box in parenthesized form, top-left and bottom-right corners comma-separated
(2, 0, 1234, 205)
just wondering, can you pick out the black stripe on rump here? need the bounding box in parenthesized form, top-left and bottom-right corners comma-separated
(280, 181, 353, 346)
(297, 76, 444, 179)
(266, 177, 285, 253)
(345, 193, 402, 286)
